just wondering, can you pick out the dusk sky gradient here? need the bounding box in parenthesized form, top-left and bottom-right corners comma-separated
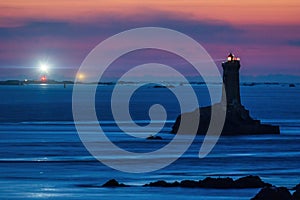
(0, 0, 300, 80)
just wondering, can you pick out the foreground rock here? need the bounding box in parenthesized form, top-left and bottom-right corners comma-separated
(293, 183, 300, 191)
(144, 175, 270, 189)
(200, 177, 235, 189)
(146, 135, 163, 140)
(102, 179, 128, 187)
(235, 175, 271, 188)
(292, 183, 300, 200)
(251, 186, 292, 200)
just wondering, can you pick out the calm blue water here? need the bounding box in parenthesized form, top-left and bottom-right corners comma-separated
(0, 84, 299, 199)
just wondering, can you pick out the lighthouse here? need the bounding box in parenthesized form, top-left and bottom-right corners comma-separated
(171, 53, 280, 135)
(222, 53, 241, 106)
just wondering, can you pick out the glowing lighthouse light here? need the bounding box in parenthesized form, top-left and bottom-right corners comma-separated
(41, 75, 47, 82)
(227, 53, 240, 61)
(77, 73, 85, 81)
(38, 61, 50, 83)
(39, 62, 49, 73)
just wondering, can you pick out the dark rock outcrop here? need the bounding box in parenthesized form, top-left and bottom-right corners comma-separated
(200, 177, 235, 189)
(251, 186, 292, 200)
(292, 184, 300, 200)
(102, 179, 128, 187)
(293, 183, 300, 191)
(289, 83, 296, 87)
(234, 175, 271, 188)
(143, 180, 180, 187)
(146, 135, 163, 140)
(144, 176, 271, 189)
(172, 103, 280, 135)
(180, 180, 201, 188)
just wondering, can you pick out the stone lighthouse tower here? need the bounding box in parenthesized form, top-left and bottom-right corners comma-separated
(222, 53, 241, 106)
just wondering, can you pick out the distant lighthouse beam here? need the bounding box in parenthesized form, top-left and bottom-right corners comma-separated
(39, 62, 49, 73)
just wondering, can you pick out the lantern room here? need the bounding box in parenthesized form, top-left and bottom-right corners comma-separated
(227, 53, 240, 62)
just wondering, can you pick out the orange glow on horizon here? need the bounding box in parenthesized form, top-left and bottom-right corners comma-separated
(0, 0, 299, 27)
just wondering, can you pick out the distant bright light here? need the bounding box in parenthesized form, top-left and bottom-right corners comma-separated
(39, 62, 49, 73)
(77, 73, 85, 81)
(41, 75, 47, 82)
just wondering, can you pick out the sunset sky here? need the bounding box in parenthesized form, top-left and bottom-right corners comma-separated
(0, 0, 299, 80)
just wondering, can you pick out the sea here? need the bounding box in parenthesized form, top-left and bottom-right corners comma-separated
(0, 83, 299, 199)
